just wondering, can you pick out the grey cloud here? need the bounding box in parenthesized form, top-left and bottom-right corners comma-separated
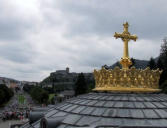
(0, 19, 30, 41)
(0, 1, 37, 41)
(61, 39, 120, 68)
(0, 0, 165, 81)
(0, 41, 36, 63)
(54, 0, 167, 40)
(77, 53, 116, 67)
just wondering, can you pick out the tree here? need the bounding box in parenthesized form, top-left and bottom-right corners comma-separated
(147, 57, 156, 69)
(157, 58, 164, 70)
(0, 84, 14, 105)
(114, 61, 121, 68)
(40, 90, 49, 104)
(49, 75, 57, 91)
(159, 69, 167, 87)
(75, 73, 88, 96)
(160, 38, 167, 69)
(30, 86, 49, 104)
(23, 84, 35, 93)
(158, 37, 167, 91)
(160, 80, 167, 93)
(130, 58, 135, 68)
(0, 90, 5, 105)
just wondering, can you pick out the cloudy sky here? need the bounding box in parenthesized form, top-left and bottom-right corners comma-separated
(0, 0, 166, 81)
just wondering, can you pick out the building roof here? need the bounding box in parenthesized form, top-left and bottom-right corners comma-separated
(21, 92, 167, 128)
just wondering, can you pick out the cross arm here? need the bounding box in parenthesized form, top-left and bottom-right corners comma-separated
(114, 32, 123, 39)
(129, 35, 138, 41)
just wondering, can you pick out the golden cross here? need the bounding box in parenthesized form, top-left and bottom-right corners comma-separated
(114, 22, 137, 58)
(114, 22, 138, 69)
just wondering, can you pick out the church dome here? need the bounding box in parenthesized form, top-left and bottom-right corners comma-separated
(22, 92, 167, 128)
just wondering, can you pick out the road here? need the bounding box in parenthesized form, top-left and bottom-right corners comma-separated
(0, 91, 38, 127)
(0, 119, 27, 128)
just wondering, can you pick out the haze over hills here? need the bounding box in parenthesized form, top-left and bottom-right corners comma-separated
(103, 57, 159, 69)
(0, 57, 157, 88)
(0, 77, 19, 83)
(0, 76, 38, 88)
(107, 59, 149, 69)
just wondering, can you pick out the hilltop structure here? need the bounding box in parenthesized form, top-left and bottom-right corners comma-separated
(42, 67, 94, 90)
(52, 67, 70, 75)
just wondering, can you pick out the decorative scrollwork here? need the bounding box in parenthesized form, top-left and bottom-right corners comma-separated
(93, 67, 162, 92)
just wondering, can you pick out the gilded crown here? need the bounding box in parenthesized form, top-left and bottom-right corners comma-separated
(93, 66, 162, 92)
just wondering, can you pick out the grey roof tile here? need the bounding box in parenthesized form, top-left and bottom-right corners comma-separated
(57, 124, 66, 128)
(94, 101, 106, 107)
(121, 96, 129, 101)
(107, 96, 114, 100)
(135, 96, 144, 101)
(76, 116, 101, 126)
(113, 96, 122, 101)
(154, 109, 167, 118)
(62, 114, 81, 125)
(102, 109, 117, 117)
(79, 100, 91, 105)
(80, 107, 94, 115)
(147, 119, 167, 127)
(59, 104, 73, 110)
(72, 106, 86, 113)
(52, 111, 67, 117)
(99, 118, 123, 126)
(123, 102, 135, 108)
(91, 108, 106, 116)
(143, 102, 157, 108)
(87, 100, 98, 106)
(116, 109, 130, 118)
(72, 99, 84, 104)
(152, 102, 166, 108)
(99, 96, 109, 100)
(134, 102, 146, 108)
(161, 102, 167, 107)
(103, 101, 115, 107)
(143, 109, 159, 118)
(129, 96, 137, 101)
(113, 102, 124, 108)
(45, 109, 58, 117)
(143, 97, 152, 101)
(130, 109, 145, 118)
(122, 118, 156, 127)
(64, 104, 78, 112)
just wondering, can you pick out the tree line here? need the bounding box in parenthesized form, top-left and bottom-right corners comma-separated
(23, 85, 49, 104)
(141, 38, 167, 93)
(0, 84, 14, 106)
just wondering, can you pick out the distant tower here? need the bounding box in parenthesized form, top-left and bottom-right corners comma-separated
(66, 67, 70, 73)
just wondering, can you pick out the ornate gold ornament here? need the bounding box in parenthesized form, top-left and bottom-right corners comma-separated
(114, 22, 137, 69)
(93, 22, 162, 92)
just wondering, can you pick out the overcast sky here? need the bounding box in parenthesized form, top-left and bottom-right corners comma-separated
(0, 0, 166, 81)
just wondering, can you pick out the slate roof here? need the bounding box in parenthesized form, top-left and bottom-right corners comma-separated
(21, 92, 167, 128)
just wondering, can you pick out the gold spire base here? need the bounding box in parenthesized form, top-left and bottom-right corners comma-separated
(120, 58, 132, 70)
(93, 67, 162, 93)
(93, 87, 161, 93)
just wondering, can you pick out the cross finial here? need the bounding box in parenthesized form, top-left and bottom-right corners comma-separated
(123, 22, 129, 33)
(114, 22, 138, 69)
